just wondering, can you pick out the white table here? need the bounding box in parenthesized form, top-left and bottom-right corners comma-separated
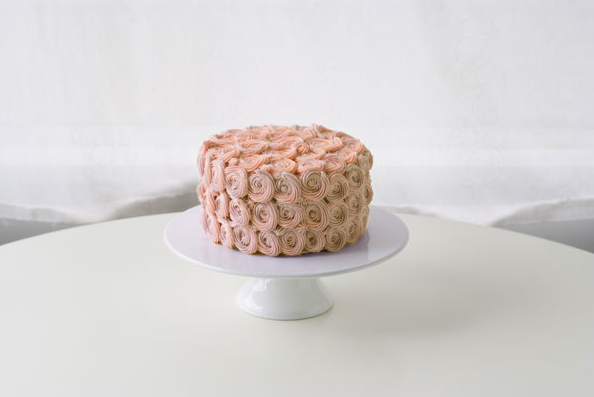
(1, 212, 593, 396)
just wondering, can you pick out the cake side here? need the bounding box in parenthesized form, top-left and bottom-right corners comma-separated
(197, 124, 373, 256)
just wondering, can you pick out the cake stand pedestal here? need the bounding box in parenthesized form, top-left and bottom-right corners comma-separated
(164, 205, 409, 320)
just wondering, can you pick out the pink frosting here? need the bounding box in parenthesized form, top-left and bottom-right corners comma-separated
(324, 227, 347, 252)
(197, 124, 373, 256)
(257, 230, 281, 257)
(229, 198, 250, 226)
(277, 203, 305, 228)
(214, 192, 230, 218)
(273, 172, 301, 204)
(248, 170, 275, 203)
(219, 218, 234, 248)
(300, 170, 329, 200)
(304, 229, 325, 253)
(233, 224, 258, 254)
(277, 227, 306, 256)
(224, 166, 248, 199)
(252, 202, 278, 231)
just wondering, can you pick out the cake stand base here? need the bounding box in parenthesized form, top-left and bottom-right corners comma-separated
(237, 278, 334, 320)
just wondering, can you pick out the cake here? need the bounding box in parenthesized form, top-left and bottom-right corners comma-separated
(196, 124, 373, 256)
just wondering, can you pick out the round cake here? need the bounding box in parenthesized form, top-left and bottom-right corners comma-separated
(196, 124, 373, 256)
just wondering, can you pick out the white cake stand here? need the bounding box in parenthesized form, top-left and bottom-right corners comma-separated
(164, 205, 409, 320)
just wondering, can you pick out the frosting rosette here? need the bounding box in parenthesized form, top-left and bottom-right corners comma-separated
(229, 198, 250, 226)
(346, 191, 365, 215)
(323, 154, 346, 174)
(303, 200, 330, 231)
(238, 154, 267, 172)
(362, 180, 373, 205)
(342, 138, 364, 155)
(203, 188, 217, 215)
(210, 159, 226, 192)
(197, 124, 373, 256)
(251, 202, 278, 231)
(304, 229, 325, 253)
(236, 139, 268, 154)
(277, 227, 306, 256)
(203, 211, 221, 244)
(326, 173, 349, 201)
(324, 227, 347, 252)
(337, 147, 358, 164)
(345, 163, 365, 191)
(274, 172, 301, 204)
(269, 157, 297, 174)
(328, 201, 349, 227)
(233, 224, 258, 254)
(224, 166, 248, 199)
(257, 230, 281, 257)
(214, 192, 230, 218)
(248, 170, 275, 203)
(216, 146, 239, 162)
(277, 203, 305, 228)
(219, 218, 234, 248)
(345, 217, 363, 245)
(300, 170, 329, 200)
(297, 158, 325, 173)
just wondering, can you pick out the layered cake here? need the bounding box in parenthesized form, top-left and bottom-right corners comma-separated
(196, 124, 373, 256)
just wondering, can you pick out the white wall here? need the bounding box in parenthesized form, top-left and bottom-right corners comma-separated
(1, 0, 593, 225)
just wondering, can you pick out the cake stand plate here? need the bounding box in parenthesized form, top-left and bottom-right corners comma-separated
(164, 205, 409, 320)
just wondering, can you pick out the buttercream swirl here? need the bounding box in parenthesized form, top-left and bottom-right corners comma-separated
(328, 201, 349, 227)
(216, 146, 239, 162)
(236, 139, 268, 154)
(210, 159, 225, 192)
(323, 154, 346, 174)
(229, 198, 250, 226)
(345, 163, 365, 191)
(269, 157, 297, 174)
(204, 211, 221, 244)
(360, 205, 370, 228)
(219, 218, 234, 248)
(363, 149, 374, 169)
(324, 227, 347, 252)
(345, 217, 363, 245)
(342, 138, 364, 155)
(224, 166, 248, 199)
(257, 230, 281, 257)
(326, 173, 350, 201)
(238, 154, 267, 172)
(362, 179, 373, 205)
(337, 147, 358, 164)
(300, 170, 329, 200)
(297, 158, 325, 173)
(346, 192, 364, 215)
(304, 229, 325, 253)
(278, 203, 305, 228)
(274, 172, 301, 204)
(251, 202, 278, 231)
(214, 191, 230, 218)
(203, 188, 217, 215)
(277, 227, 306, 256)
(303, 200, 330, 231)
(233, 224, 258, 254)
(248, 170, 275, 203)
(356, 155, 370, 177)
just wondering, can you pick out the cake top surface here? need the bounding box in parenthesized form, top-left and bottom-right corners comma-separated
(197, 124, 370, 177)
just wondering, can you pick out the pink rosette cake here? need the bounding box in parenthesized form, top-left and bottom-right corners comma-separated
(196, 124, 373, 256)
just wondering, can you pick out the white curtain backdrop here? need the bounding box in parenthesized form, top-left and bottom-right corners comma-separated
(1, 0, 593, 226)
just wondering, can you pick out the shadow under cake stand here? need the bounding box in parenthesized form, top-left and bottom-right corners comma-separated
(164, 205, 409, 320)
